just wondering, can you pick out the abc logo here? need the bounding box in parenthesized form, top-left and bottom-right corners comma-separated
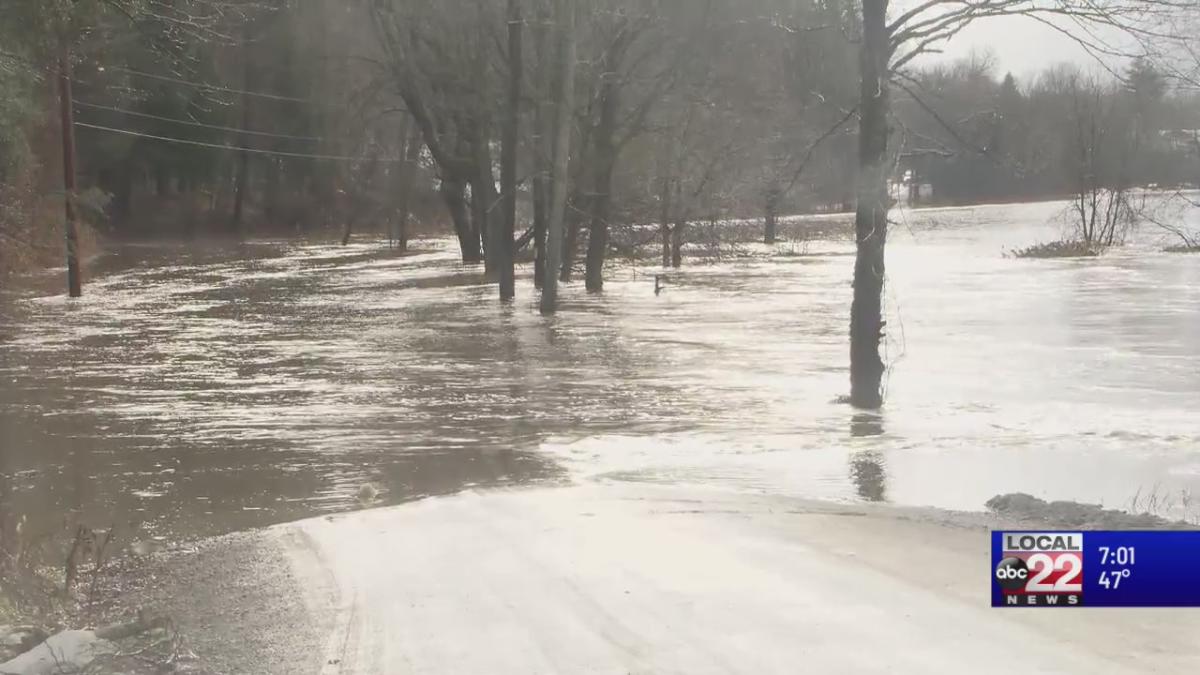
(995, 556, 1030, 591)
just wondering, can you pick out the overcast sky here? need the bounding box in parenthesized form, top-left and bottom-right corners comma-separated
(915, 14, 1132, 83)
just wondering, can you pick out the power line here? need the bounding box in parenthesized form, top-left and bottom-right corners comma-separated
(103, 66, 314, 103)
(74, 122, 401, 163)
(75, 100, 323, 142)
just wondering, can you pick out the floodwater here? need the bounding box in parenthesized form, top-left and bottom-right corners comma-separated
(1, 199, 1198, 543)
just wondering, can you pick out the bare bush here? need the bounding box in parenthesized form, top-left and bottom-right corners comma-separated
(1009, 240, 1103, 259)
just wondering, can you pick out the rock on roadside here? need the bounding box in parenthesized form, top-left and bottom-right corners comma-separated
(0, 630, 116, 675)
(0, 627, 48, 663)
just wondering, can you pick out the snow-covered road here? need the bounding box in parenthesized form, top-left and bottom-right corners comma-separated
(279, 484, 1200, 674)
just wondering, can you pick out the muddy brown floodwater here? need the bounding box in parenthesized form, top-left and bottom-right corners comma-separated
(1, 199, 1199, 545)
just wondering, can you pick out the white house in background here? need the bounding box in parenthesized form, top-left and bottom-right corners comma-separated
(890, 169, 933, 205)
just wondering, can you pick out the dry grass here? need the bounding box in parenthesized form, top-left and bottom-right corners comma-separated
(1128, 484, 1200, 525)
(0, 502, 124, 629)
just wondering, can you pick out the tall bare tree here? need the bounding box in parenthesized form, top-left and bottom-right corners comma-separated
(847, 0, 1194, 409)
(499, 0, 523, 301)
(540, 0, 576, 314)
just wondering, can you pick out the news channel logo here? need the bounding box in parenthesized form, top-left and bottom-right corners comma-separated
(994, 532, 1083, 606)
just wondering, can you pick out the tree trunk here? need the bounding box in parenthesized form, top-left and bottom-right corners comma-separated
(58, 50, 81, 298)
(671, 217, 684, 268)
(112, 158, 133, 225)
(499, 0, 522, 301)
(541, 0, 576, 315)
(395, 120, 420, 253)
(850, 0, 890, 410)
(533, 149, 548, 288)
(338, 177, 354, 246)
(472, 119, 498, 276)
(584, 72, 618, 293)
(560, 191, 581, 282)
(443, 178, 481, 263)
(764, 186, 779, 245)
(560, 108, 596, 283)
(155, 167, 171, 197)
(659, 176, 672, 268)
(532, 5, 552, 289)
(232, 24, 253, 235)
(264, 158, 280, 225)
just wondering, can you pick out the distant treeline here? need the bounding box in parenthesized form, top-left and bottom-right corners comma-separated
(895, 55, 1200, 205)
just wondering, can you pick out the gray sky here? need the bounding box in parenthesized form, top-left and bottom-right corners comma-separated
(916, 14, 1132, 82)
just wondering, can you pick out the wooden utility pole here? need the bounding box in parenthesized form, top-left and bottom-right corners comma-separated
(499, 0, 523, 301)
(58, 48, 82, 298)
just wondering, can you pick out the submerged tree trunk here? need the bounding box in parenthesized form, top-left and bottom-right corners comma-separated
(541, 0, 576, 315)
(849, 0, 890, 410)
(560, 112, 595, 283)
(443, 178, 482, 263)
(499, 0, 522, 301)
(472, 119, 498, 277)
(560, 191, 581, 282)
(584, 72, 618, 293)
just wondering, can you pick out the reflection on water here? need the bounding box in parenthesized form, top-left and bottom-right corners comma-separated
(850, 413, 885, 438)
(849, 414, 887, 501)
(2, 199, 1200, 541)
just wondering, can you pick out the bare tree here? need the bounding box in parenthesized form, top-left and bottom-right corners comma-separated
(369, 0, 502, 265)
(847, 0, 1195, 409)
(540, 0, 576, 314)
(498, 0, 523, 301)
(570, 0, 709, 291)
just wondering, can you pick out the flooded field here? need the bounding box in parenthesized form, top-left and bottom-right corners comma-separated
(2, 199, 1199, 543)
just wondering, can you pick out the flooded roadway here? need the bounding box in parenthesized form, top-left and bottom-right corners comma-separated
(1, 199, 1199, 543)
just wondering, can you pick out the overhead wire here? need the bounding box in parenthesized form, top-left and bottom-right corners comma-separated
(74, 122, 401, 163)
(74, 100, 324, 142)
(40, 60, 400, 163)
(100, 66, 314, 103)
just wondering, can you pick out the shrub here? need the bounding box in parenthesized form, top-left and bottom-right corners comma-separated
(1008, 240, 1103, 258)
(1164, 244, 1200, 253)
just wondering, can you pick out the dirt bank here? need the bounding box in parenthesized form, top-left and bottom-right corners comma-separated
(92, 530, 325, 675)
